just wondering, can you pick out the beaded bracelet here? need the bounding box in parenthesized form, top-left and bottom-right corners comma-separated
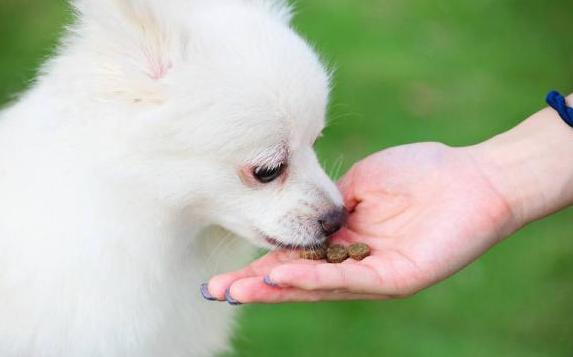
(546, 91, 573, 128)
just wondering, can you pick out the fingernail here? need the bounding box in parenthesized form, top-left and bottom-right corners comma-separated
(224, 288, 242, 306)
(263, 275, 278, 287)
(200, 283, 217, 301)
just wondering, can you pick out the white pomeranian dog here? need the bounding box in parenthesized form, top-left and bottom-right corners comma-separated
(0, 0, 346, 356)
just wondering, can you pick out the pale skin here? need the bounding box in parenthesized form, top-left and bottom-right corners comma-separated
(206, 93, 573, 303)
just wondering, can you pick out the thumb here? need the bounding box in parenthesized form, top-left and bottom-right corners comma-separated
(337, 164, 360, 212)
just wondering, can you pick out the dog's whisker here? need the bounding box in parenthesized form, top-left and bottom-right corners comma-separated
(204, 231, 236, 274)
(204, 231, 232, 263)
(330, 155, 345, 180)
(211, 236, 244, 274)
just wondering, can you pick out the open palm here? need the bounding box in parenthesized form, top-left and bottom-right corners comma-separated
(205, 143, 517, 303)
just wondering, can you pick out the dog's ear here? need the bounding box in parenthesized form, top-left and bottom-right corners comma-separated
(71, 0, 188, 102)
(69, 0, 293, 103)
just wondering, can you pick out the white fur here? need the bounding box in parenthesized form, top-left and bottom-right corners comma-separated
(0, 0, 342, 355)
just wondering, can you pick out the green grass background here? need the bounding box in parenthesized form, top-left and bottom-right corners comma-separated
(1, 0, 572, 356)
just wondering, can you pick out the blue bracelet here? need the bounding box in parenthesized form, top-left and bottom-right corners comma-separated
(546, 91, 573, 128)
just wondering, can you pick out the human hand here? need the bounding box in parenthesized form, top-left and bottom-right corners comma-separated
(203, 142, 521, 303)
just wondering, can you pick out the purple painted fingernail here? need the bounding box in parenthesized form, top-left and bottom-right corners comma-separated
(263, 275, 278, 287)
(200, 283, 216, 301)
(224, 288, 242, 305)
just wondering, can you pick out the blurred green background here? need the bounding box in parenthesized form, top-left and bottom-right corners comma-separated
(1, 0, 572, 356)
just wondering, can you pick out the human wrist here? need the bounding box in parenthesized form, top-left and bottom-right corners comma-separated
(466, 94, 573, 232)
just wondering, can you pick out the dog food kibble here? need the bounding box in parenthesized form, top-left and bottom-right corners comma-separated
(326, 244, 349, 263)
(300, 246, 327, 260)
(299, 242, 371, 263)
(348, 243, 370, 260)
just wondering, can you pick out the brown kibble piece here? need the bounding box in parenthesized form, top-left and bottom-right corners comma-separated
(348, 243, 370, 260)
(326, 244, 349, 263)
(299, 246, 327, 260)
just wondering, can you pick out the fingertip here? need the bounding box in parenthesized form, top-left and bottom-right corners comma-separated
(263, 275, 278, 287)
(207, 275, 232, 301)
(200, 283, 217, 301)
(224, 287, 242, 306)
(226, 278, 280, 304)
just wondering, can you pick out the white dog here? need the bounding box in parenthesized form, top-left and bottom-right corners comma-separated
(0, 0, 345, 355)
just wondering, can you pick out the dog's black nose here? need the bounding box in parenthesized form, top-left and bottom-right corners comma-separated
(319, 208, 347, 236)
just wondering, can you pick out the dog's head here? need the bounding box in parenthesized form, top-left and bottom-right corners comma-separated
(72, 0, 345, 248)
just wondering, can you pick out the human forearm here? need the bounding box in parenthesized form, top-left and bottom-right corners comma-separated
(467, 93, 573, 232)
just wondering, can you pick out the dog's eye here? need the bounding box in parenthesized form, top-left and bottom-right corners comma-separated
(253, 163, 286, 183)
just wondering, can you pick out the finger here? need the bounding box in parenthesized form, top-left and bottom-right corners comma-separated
(206, 250, 321, 300)
(267, 259, 390, 295)
(226, 277, 388, 304)
(207, 265, 258, 301)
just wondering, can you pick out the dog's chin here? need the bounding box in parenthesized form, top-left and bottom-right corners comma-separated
(249, 228, 326, 250)
(263, 236, 326, 251)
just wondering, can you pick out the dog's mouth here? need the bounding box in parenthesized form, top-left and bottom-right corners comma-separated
(264, 237, 325, 250)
